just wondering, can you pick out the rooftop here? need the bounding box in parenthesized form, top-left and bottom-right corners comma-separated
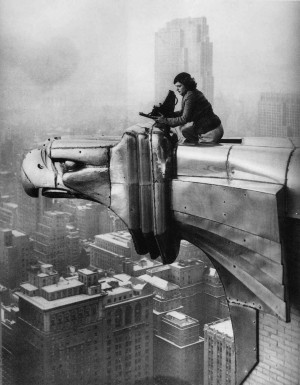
(94, 231, 132, 247)
(107, 287, 133, 296)
(165, 311, 198, 327)
(41, 279, 83, 293)
(172, 259, 202, 269)
(139, 274, 179, 291)
(20, 283, 38, 292)
(16, 291, 106, 311)
(78, 268, 96, 275)
(209, 318, 233, 337)
(146, 265, 170, 274)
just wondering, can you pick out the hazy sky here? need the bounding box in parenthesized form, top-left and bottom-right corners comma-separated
(0, 0, 299, 131)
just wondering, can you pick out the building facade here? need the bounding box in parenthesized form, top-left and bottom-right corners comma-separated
(204, 318, 235, 385)
(1, 304, 19, 385)
(154, 311, 204, 385)
(258, 92, 300, 136)
(89, 231, 142, 273)
(33, 211, 69, 274)
(15, 265, 154, 385)
(0, 228, 34, 289)
(155, 17, 214, 103)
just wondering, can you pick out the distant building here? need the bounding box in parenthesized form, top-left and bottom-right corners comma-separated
(204, 318, 235, 385)
(177, 240, 207, 261)
(203, 267, 229, 324)
(65, 225, 80, 268)
(155, 17, 214, 103)
(15, 265, 154, 385)
(33, 211, 69, 274)
(74, 203, 102, 241)
(139, 274, 182, 333)
(258, 93, 300, 136)
(89, 230, 149, 273)
(99, 208, 127, 234)
(1, 304, 19, 385)
(0, 172, 16, 204)
(168, 259, 205, 321)
(0, 203, 18, 230)
(16, 187, 45, 237)
(123, 257, 162, 277)
(147, 255, 229, 334)
(0, 228, 34, 289)
(154, 311, 204, 385)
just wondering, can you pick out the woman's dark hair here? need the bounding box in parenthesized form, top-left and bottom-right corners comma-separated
(173, 72, 197, 91)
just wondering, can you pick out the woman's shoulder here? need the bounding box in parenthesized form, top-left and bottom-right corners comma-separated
(184, 90, 197, 101)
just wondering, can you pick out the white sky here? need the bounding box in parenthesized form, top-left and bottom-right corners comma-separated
(0, 0, 299, 129)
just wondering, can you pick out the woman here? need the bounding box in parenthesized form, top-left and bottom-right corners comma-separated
(155, 72, 224, 144)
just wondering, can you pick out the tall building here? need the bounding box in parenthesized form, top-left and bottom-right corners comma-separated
(65, 225, 80, 268)
(146, 256, 229, 333)
(74, 203, 102, 241)
(1, 304, 19, 385)
(258, 92, 300, 136)
(33, 211, 69, 274)
(0, 171, 16, 202)
(154, 311, 204, 385)
(139, 274, 182, 333)
(99, 208, 127, 234)
(0, 228, 34, 289)
(168, 259, 205, 322)
(155, 17, 214, 103)
(0, 203, 18, 229)
(203, 267, 229, 325)
(204, 318, 235, 385)
(89, 230, 150, 273)
(15, 265, 154, 385)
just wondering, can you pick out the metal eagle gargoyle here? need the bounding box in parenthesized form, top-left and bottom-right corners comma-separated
(21, 123, 300, 384)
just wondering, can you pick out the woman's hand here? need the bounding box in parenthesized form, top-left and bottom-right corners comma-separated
(154, 113, 167, 125)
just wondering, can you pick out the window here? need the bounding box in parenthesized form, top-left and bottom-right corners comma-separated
(115, 308, 122, 328)
(125, 305, 132, 325)
(135, 303, 142, 323)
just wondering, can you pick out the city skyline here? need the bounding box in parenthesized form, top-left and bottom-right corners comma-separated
(0, 0, 299, 136)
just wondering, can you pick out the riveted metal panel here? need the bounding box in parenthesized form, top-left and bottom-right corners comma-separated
(110, 133, 140, 229)
(177, 222, 288, 320)
(287, 148, 300, 218)
(172, 179, 284, 243)
(176, 144, 230, 178)
(229, 304, 258, 385)
(174, 211, 282, 266)
(228, 146, 292, 184)
(137, 132, 153, 233)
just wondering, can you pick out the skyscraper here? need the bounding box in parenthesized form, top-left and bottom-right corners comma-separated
(155, 17, 214, 103)
(34, 211, 69, 274)
(258, 93, 300, 136)
(0, 228, 34, 289)
(1, 304, 19, 385)
(204, 318, 235, 385)
(154, 311, 204, 385)
(15, 265, 154, 385)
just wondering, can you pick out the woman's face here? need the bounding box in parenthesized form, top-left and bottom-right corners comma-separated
(175, 82, 187, 96)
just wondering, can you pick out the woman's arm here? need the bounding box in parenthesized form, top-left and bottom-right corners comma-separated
(165, 92, 195, 127)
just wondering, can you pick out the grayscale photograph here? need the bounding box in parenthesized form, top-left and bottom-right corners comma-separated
(0, 1, 299, 384)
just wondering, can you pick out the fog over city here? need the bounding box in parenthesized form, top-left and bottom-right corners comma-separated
(0, 0, 299, 136)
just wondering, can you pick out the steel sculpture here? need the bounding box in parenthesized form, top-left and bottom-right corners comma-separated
(21, 123, 300, 384)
